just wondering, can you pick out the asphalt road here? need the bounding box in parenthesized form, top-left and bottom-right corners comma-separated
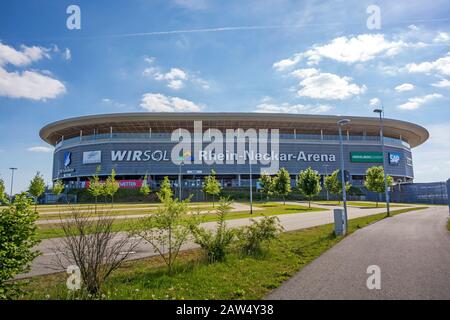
(19, 203, 402, 279)
(266, 206, 450, 300)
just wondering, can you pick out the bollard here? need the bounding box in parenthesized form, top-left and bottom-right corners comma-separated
(334, 208, 347, 236)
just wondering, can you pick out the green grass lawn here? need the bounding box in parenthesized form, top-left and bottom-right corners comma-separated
(37, 205, 216, 220)
(313, 200, 408, 208)
(35, 202, 324, 240)
(19, 206, 427, 300)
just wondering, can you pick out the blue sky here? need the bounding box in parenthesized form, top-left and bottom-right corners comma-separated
(1, 0, 450, 192)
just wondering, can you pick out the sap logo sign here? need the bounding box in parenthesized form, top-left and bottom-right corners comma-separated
(389, 152, 401, 165)
(64, 152, 71, 167)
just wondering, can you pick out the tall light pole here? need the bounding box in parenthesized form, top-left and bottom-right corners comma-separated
(178, 161, 183, 200)
(337, 119, 350, 234)
(374, 105, 391, 216)
(248, 139, 253, 215)
(324, 164, 329, 201)
(9, 167, 17, 203)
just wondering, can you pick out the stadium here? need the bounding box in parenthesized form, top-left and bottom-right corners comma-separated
(39, 113, 429, 190)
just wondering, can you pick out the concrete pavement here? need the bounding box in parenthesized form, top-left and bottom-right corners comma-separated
(266, 206, 450, 300)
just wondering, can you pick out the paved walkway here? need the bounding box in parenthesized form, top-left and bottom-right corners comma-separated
(20, 203, 399, 279)
(266, 206, 450, 300)
(36, 202, 263, 225)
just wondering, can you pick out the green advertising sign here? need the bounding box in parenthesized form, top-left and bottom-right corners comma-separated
(350, 152, 383, 163)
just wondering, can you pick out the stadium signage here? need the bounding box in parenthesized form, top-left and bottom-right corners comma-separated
(110, 149, 336, 163)
(389, 152, 401, 165)
(350, 152, 383, 163)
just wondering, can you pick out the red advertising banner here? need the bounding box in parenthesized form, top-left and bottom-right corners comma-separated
(82, 180, 144, 189)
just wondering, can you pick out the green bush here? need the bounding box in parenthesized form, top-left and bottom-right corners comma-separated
(236, 216, 283, 256)
(191, 197, 235, 262)
(0, 193, 40, 299)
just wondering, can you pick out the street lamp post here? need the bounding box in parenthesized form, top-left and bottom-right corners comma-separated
(249, 147, 253, 215)
(324, 164, 329, 201)
(9, 167, 17, 203)
(337, 119, 350, 234)
(178, 162, 183, 200)
(373, 105, 391, 217)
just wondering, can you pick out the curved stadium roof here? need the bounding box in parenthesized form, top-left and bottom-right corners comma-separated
(40, 113, 429, 148)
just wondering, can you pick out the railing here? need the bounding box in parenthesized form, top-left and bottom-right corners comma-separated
(55, 132, 410, 149)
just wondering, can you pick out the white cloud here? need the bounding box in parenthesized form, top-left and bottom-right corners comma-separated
(140, 93, 203, 112)
(0, 42, 66, 100)
(395, 83, 414, 92)
(63, 48, 71, 60)
(404, 52, 450, 76)
(28, 146, 53, 153)
(273, 53, 302, 71)
(296, 71, 366, 100)
(255, 101, 332, 114)
(369, 98, 381, 107)
(290, 68, 319, 79)
(274, 34, 413, 70)
(433, 32, 450, 43)
(0, 68, 66, 100)
(397, 93, 442, 110)
(0, 43, 49, 67)
(431, 78, 450, 88)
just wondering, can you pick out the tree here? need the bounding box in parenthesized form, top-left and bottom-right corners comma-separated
(190, 197, 235, 262)
(203, 170, 222, 207)
(157, 176, 173, 202)
(324, 170, 351, 204)
(364, 166, 393, 207)
(28, 171, 46, 212)
(0, 178, 7, 205)
(139, 175, 151, 198)
(0, 193, 40, 299)
(272, 168, 291, 205)
(104, 169, 120, 206)
(133, 196, 199, 274)
(87, 166, 104, 209)
(297, 167, 322, 208)
(258, 173, 274, 202)
(52, 180, 64, 196)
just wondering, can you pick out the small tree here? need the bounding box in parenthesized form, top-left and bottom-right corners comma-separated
(158, 176, 173, 201)
(139, 175, 151, 198)
(273, 168, 291, 205)
(324, 170, 351, 204)
(203, 170, 222, 207)
(364, 166, 393, 208)
(104, 169, 120, 206)
(297, 167, 322, 208)
(0, 193, 40, 299)
(0, 178, 7, 205)
(258, 173, 273, 202)
(28, 171, 46, 212)
(88, 166, 104, 209)
(191, 197, 235, 262)
(133, 196, 199, 274)
(52, 180, 64, 197)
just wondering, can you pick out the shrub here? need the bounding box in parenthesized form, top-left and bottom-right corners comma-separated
(56, 207, 139, 296)
(0, 193, 40, 299)
(237, 216, 283, 255)
(191, 197, 235, 262)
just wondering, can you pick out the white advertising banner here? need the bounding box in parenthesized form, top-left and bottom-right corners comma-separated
(83, 151, 102, 164)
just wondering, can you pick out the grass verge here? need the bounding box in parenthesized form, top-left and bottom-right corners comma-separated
(20, 206, 427, 300)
